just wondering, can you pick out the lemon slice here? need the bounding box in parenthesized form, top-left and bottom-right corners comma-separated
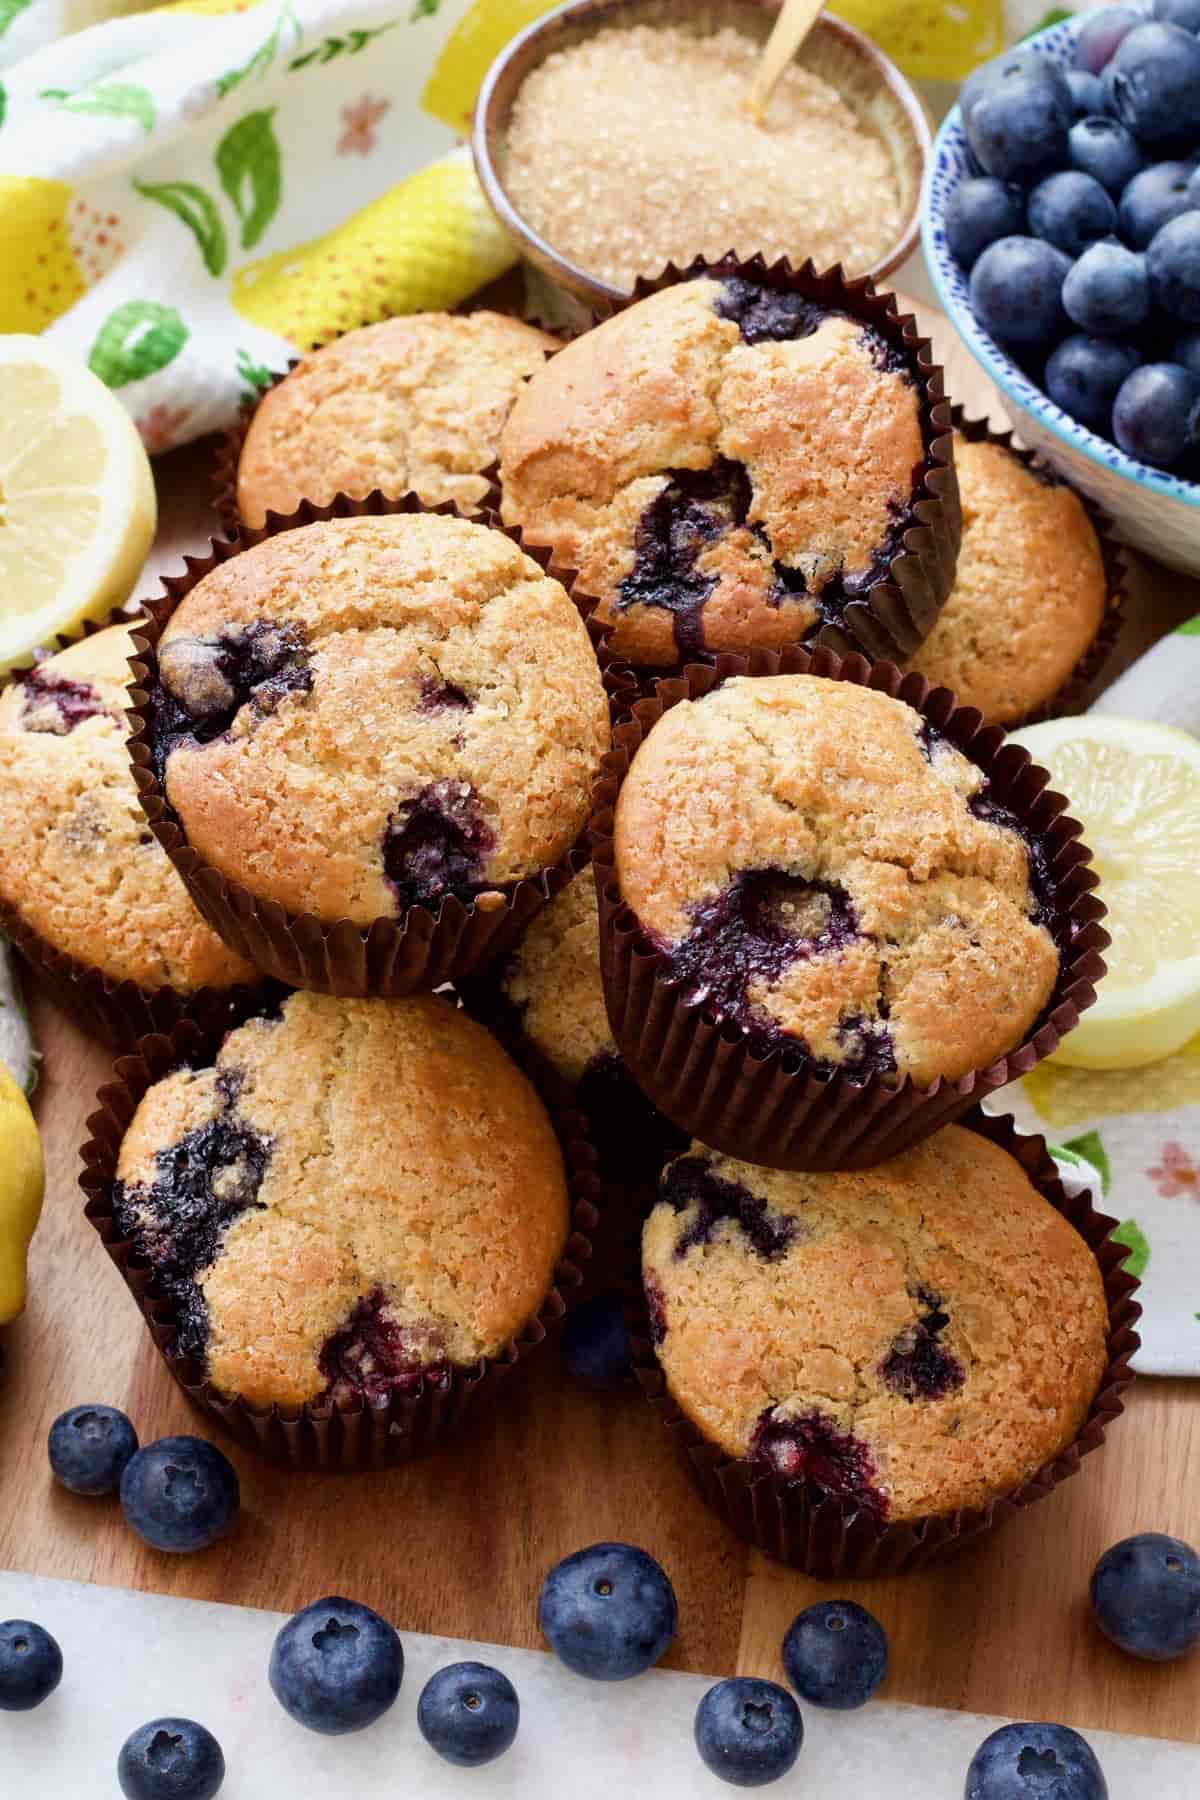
(1011, 715, 1200, 1070)
(0, 334, 156, 674)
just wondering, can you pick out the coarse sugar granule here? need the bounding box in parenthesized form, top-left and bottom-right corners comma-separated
(502, 24, 904, 290)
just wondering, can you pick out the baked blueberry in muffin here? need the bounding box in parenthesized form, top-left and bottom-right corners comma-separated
(235, 311, 558, 528)
(643, 1128, 1109, 1521)
(613, 673, 1063, 1086)
(0, 625, 256, 996)
(500, 275, 931, 666)
(111, 990, 569, 1408)
(144, 514, 609, 926)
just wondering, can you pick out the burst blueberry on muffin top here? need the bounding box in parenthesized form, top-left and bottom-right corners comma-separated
(643, 1128, 1109, 1522)
(235, 311, 559, 528)
(111, 990, 569, 1408)
(499, 275, 927, 667)
(613, 673, 1062, 1086)
(0, 625, 256, 994)
(904, 435, 1108, 726)
(146, 514, 609, 926)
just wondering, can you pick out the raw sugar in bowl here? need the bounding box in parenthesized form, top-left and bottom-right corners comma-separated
(922, 3, 1200, 576)
(474, 0, 931, 325)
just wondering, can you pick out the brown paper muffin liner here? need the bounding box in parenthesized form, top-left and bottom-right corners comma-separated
(592, 645, 1109, 1171)
(568, 252, 960, 684)
(0, 606, 263, 1050)
(79, 1002, 602, 1470)
(631, 1109, 1140, 1576)
(126, 490, 605, 995)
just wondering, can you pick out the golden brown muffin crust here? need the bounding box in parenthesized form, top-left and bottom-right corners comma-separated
(643, 1128, 1109, 1521)
(500, 867, 614, 1082)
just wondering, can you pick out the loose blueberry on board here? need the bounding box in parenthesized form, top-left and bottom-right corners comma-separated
(1066, 69, 1107, 117)
(945, 177, 1027, 268)
(117, 1719, 225, 1800)
(1147, 211, 1200, 321)
(562, 1290, 634, 1390)
(1045, 335, 1142, 431)
(693, 1677, 803, 1788)
(1174, 328, 1200, 373)
(1090, 1533, 1200, 1660)
(1102, 22, 1200, 144)
(781, 1600, 889, 1711)
(966, 1722, 1108, 1800)
(417, 1662, 520, 1768)
(539, 1542, 677, 1680)
(1068, 117, 1142, 195)
(1119, 162, 1197, 249)
(0, 1620, 62, 1711)
(1074, 4, 1141, 74)
(119, 1437, 239, 1554)
(970, 236, 1071, 345)
(1153, 0, 1200, 32)
(1113, 362, 1200, 464)
(48, 1404, 138, 1497)
(966, 65, 1073, 183)
(269, 1597, 403, 1735)
(1028, 170, 1118, 255)
(1063, 240, 1150, 334)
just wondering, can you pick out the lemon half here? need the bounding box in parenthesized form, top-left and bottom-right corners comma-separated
(0, 334, 156, 674)
(1011, 715, 1200, 1070)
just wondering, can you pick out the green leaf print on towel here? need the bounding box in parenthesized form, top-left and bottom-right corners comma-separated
(1177, 617, 1200, 637)
(216, 110, 282, 251)
(1056, 1129, 1111, 1194)
(289, 23, 400, 68)
(55, 83, 156, 134)
(1111, 1219, 1150, 1281)
(236, 347, 276, 394)
(217, 0, 301, 98)
(135, 180, 227, 277)
(88, 302, 188, 388)
(0, 0, 32, 37)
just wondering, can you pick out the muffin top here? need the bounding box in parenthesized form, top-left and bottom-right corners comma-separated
(499, 866, 615, 1083)
(500, 275, 925, 667)
(112, 990, 569, 1409)
(643, 1129, 1109, 1522)
(0, 626, 256, 994)
(904, 437, 1108, 726)
(149, 514, 610, 926)
(613, 674, 1061, 1086)
(236, 312, 558, 528)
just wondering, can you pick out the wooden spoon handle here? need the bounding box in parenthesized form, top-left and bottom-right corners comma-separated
(745, 0, 826, 124)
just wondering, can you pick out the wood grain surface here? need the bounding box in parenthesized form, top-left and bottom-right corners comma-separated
(2, 302, 1198, 1744)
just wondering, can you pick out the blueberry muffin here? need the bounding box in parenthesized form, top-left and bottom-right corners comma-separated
(236, 313, 559, 528)
(0, 626, 255, 995)
(147, 514, 609, 926)
(904, 436, 1108, 726)
(500, 275, 928, 666)
(614, 674, 1061, 1086)
(643, 1128, 1108, 1521)
(112, 990, 569, 1408)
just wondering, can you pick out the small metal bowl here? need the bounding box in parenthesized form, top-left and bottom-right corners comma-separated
(472, 0, 932, 326)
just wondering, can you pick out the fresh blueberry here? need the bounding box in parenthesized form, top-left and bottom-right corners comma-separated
(945, 177, 1026, 269)
(1045, 334, 1142, 431)
(562, 1290, 633, 1390)
(1147, 211, 1200, 321)
(49, 1404, 138, 1497)
(1028, 171, 1118, 255)
(1068, 117, 1142, 196)
(966, 1722, 1108, 1800)
(966, 65, 1073, 183)
(960, 52, 1042, 123)
(119, 1437, 239, 1554)
(1074, 5, 1142, 74)
(1154, 0, 1200, 31)
(1119, 162, 1197, 248)
(269, 1596, 403, 1734)
(1174, 327, 1200, 373)
(0, 1621, 62, 1711)
(1113, 361, 1200, 463)
(781, 1600, 888, 1711)
(539, 1542, 677, 1680)
(417, 1662, 519, 1767)
(970, 236, 1071, 346)
(117, 1719, 225, 1800)
(1191, 163, 1200, 203)
(1090, 1533, 1200, 1660)
(1066, 69, 1107, 117)
(1063, 241, 1150, 334)
(1102, 23, 1200, 145)
(694, 1677, 803, 1788)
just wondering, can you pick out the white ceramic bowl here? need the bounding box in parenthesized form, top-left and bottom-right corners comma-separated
(921, 4, 1200, 575)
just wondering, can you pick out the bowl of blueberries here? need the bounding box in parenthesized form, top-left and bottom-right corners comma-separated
(922, 0, 1200, 574)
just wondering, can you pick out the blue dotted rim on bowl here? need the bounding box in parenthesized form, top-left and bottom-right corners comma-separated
(921, 3, 1200, 511)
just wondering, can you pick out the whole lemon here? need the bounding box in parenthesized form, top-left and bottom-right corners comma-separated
(0, 1063, 44, 1324)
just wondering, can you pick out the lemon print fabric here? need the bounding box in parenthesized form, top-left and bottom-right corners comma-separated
(0, 1061, 44, 1327)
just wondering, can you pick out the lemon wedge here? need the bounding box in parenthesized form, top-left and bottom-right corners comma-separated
(1011, 715, 1200, 1070)
(0, 334, 156, 674)
(0, 1062, 44, 1325)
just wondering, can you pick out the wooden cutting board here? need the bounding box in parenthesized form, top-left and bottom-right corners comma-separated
(2, 301, 1198, 1745)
